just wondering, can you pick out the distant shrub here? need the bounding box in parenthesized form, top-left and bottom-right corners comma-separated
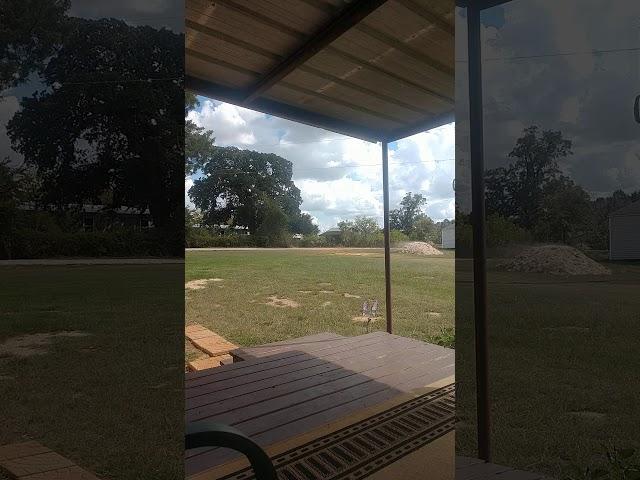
(7, 228, 171, 258)
(186, 229, 255, 248)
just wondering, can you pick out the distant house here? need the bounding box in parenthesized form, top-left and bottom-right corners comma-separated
(320, 227, 342, 243)
(216, 224, 250, 235)
(19, 203, 153, 232)
(609, 200, 640, 260)
(441, 224, 455, 249)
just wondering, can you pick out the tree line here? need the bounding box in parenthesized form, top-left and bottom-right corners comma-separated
(458, 125, 640, 254)
(1, 2, 184, 258)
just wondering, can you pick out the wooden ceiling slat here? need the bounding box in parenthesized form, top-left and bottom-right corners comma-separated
(320, 47, 453, 103)
(284, 70, 426, 121)
(266, 86, 400, 131)
(186, 4, 300, 53)
(187, 57, 255, 89)
(304, 53, 450, 112)
(295, 65, 430, 114)
(355, 24, 454, 77)
(243, 0, 391, 103)
(211, 0, 309, 40)
(332, 32, 453, 96)
(276, 82, 407, 125)
(393, 0, 454, 36)
(186, 47, 413, 126)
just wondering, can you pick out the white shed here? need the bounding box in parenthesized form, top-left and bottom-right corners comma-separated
(441, 224, 455, 249)
(609, 200, 640, 260)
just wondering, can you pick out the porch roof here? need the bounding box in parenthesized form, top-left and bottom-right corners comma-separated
(185, 0, 454, 142)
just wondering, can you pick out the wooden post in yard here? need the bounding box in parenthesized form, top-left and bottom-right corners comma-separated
(382, 140, 392, 334)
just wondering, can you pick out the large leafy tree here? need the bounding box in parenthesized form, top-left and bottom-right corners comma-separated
(486, 126, 572, 229)
(7, 18, 184, 240)
(189, 146, 303, 234)
(390, 192, 428, 235)
(0, 0, 70, 94)
(185, 91, 215, 176)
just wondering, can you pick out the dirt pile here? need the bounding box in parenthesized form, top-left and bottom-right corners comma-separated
(398, 242, 443, 256)
(497, 245, 611, 275)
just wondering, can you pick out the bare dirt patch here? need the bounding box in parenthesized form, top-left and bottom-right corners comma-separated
(398, 242, 443, 256)
(264, 296, 300, 308)
(567, 411, 606, 421)
(426, 312, 442, 317)
(497, 245, 611, 276)
(185, 278, 224, 290)
(352, 316, 380, 323)
(317, 282, 332, 287)
(332, 252, 376, 257)
(343, 293, 361, 298)
(319, 290, 334, 294)
(543, 326, 590, 333)
(297, 290, 312, 294)
(0, 331, 90, 358)
(321, 301, 332, 308)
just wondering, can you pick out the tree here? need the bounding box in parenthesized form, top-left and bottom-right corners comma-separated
(7, 18, 184, 245)
(534, 177, 591, 245)
(255, 196, 289, 247)
(189, 146, 303, 234)
(390, 192, 428, 235)
(0, 0, 70, 94)
(338, 216, 380, 236)
(486, 126, 572, 229)
(288, 212, 318, 235)
(411, 216, 436, 242)
(185, 91, 216, 176)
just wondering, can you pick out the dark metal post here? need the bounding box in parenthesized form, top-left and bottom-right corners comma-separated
(382, 140, 392, 334)
(467, 4, 491, 461)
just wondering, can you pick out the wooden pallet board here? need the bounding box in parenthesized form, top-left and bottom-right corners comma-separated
(185, 324, 238, 358)
(187, 355, 234, 372)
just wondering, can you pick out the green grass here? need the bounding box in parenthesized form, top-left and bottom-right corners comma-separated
(455, 260, 640, 478)
(185, 248, 454, 347)
(0, 265, 183, 480)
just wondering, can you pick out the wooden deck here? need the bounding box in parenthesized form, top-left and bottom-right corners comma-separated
(185, 331, 455, 479)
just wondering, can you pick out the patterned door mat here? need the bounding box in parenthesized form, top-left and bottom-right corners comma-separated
(221, 383, 455, 480)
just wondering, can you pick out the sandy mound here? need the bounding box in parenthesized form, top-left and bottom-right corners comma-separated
(497, 245, 611, 276)
(265, 296, 300, 308)
(398, 242, 443, 256)
(185, 278, 223, 290)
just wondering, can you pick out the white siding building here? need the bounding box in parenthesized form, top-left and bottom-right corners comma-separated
(441, 224, 455, 249)
(609, 200, 640, 260)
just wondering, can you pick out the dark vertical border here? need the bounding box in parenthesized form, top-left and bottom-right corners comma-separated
(467, 3, 491, 462)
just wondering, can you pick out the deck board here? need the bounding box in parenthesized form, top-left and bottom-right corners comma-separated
(185, 332, 454, 478)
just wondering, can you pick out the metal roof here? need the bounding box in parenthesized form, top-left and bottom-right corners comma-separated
(185, 0, 454, 142)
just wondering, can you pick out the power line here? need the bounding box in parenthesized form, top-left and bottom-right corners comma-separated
(455, 45, 640, 63)
(59, 77, 182, 86)
(195, 158, 455, 177)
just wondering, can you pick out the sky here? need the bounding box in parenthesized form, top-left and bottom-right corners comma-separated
(185, 101, 455, 233)
(455, 0, 640, 212)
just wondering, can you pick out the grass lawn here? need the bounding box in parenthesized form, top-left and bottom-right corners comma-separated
(455, 259, 640, 477)
(0, 264, 183, 480)
(185, 248, 454, 348)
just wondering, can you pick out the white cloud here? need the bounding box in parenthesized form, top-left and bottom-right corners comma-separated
(187, 99, 455, 232)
